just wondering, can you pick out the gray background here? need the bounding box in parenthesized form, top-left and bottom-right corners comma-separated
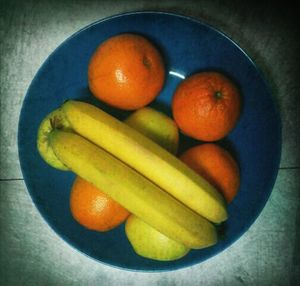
(1, 0, 299, 285)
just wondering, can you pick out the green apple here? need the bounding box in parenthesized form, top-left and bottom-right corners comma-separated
(37, 108, 72, 170)
(125, 215, 189, 261)
(124, 108, 190, 261)
(125, 107, 179, 155)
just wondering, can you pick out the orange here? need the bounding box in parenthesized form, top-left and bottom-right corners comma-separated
(88, 33, 165, 110)
(180, 143, 240, 203)
(70, 177, 130, 231)
(172, 72, 241, 141)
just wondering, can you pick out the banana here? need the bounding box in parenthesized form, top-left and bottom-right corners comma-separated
(61, 100, 228, 223)
(49, 130, 217, 249)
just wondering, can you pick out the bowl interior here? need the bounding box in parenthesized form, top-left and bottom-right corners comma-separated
(18, 12, 281, 271)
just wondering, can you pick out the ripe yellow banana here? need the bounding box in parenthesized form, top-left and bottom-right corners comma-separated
(49, 130, 217, 249)
(61, 100, 228, 223)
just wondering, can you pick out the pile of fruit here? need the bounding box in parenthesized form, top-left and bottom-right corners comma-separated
(37, 33, 241, 261)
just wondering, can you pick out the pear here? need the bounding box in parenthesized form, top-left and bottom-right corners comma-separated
(125, 215, 190, 261)
(37, 108, 71, 170)
(125, 107, 179, 155)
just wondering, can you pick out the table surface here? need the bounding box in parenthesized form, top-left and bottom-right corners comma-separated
(1, 1, 299, 285)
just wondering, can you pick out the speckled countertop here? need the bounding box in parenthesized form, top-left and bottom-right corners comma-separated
(0, 1, 299, 285)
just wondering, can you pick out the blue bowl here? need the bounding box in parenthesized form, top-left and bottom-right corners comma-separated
(18, 11, 281, 271)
